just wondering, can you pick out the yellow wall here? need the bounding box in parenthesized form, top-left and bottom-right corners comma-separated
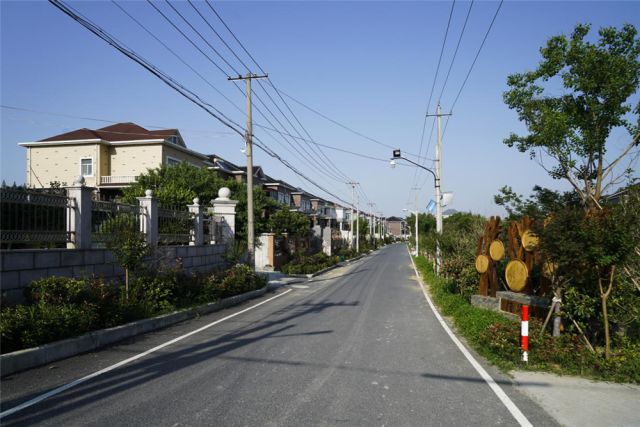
(99, 145, 110, 179)
(163, 145, 207, 167)
(25, 142, 208, 188)
(109, 144, 163, 177)
(28, 144, 101, 188)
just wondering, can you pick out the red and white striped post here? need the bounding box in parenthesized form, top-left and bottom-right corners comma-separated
(521, 305, 529, 362)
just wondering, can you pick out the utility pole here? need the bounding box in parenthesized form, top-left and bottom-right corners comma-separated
(411, 187, 420, 257)
(356, 193, 360, 253)
(347, 182, 359, 249)
(426, 103, 451, 275)
(367, 202, 375, 247)
(228, 73, 268, 268)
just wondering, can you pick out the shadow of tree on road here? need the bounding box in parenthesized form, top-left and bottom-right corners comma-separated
(2, 297, 360, 425)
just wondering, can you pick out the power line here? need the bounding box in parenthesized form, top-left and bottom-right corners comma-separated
(449, 0, 504, 111)
(186, 0, 253, 73)
(116, 0, 343, 184)
(3, 103, 409, 167)
(48, 0, 245, 137)
(437, 0, 474, 105)
(145, 0, 349, 185)
(49, 0, 352, 206)
(111, 0, 245, 118)
(197, 3, 352, 182)
(191, 3, 353, 183)
(416, 0, 503, 192)
(413, 0, 456, 191)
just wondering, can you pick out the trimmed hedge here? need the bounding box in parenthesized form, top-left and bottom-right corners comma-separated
(0, 264, 267, 354)
(281, 253, 340, 275)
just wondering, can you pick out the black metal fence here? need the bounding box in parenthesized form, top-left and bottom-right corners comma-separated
(0, 187, 71, 248)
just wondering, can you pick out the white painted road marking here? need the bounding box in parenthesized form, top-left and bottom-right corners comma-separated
(408, 250, 533, 427)
(0, 289, 293, 420)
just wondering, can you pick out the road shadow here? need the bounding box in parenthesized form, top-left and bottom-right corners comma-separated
(1, 298, 359, 425)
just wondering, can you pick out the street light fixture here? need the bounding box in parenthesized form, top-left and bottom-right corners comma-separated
(392, 149, 443, 275)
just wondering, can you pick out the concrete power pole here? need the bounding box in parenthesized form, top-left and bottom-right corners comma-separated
(228, 73, 268, 268)
(426, 104, 451, 275)
(356, 192, 360, 252)
(347, 182, 358, 249)
(367, 202, 375, 247)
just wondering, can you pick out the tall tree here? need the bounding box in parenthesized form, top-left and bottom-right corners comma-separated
(503, 24, 640, 209)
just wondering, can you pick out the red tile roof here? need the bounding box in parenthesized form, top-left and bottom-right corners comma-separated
(40, 122, 177, 142)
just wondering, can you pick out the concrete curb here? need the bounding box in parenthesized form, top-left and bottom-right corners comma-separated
(1, 281, 282, 377)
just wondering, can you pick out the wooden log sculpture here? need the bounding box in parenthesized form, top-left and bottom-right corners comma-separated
(504, 215, 550, 295)
(475, 216, 501, 297)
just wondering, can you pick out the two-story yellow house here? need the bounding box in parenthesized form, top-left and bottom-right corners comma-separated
(19, 122, 212, 198)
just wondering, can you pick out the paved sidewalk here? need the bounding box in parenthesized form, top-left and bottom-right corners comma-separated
(512, 371, 640, 427)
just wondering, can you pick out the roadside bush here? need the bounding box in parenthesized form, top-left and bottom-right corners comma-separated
(0, 263, 270, 354)
(414, 255, 640, 383)
(216, 264, 266, 298)
(28, 276, 91, 305)
(281, 252, 339, 275)
(0, 303, 99, 353)
(129, 275, 176, 314)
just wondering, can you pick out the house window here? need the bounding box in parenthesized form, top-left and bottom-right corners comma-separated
(166, 156, 180, 166)
(80, 158, 93, 177)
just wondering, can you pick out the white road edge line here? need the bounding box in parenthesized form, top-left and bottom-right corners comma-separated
(408, 250, 533, 427)
(0, 288, 293, 420)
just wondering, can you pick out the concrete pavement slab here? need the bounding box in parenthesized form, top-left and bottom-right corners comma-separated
(512, 370, 640, 427)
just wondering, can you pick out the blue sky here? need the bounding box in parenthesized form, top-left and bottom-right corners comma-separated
(1, 1, 638, 217)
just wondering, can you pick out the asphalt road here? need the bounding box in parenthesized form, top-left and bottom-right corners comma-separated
(1, 243, 558, 426)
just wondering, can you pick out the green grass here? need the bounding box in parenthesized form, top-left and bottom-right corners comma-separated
(413, 255, 640, 383)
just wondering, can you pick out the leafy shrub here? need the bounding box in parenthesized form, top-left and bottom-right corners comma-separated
(28, 276, 91, 305)
(216, 264, 266, 298)
(1, 263, 270, 354)
(0, 303, 98, 353)
(129, 275, 176, 314)
(281, 252, 339, 275)
(414, 255, 640, 383)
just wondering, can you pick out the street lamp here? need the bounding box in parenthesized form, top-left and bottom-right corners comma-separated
(402, 208, 419, 257)
(392, 149, 442, 275)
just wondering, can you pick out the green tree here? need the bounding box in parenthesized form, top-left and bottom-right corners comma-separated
(122, 162, 277, 244)
(100, 213, 149, 299)
(122, 162, 226, 206)
(227, 180, 278, 244)
(268, 207, 311, 237)
(267, 206, 311, 255)
(540, 194, 640, 358)
(494, 185, 581, 221)
(503, 24, 640, 209)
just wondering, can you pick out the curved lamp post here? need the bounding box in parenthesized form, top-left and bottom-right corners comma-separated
(391, 149, 442, 275)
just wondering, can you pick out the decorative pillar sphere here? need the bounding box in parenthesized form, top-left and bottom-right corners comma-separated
(218, 187, 231, 200)
(145, 189, 153, 197)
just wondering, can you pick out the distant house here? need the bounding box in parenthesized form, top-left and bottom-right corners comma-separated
(263, 176, 297, 208)
(386, 216, 406, 238)
(291, 188, 314, 214)
(208, 154, 246, 183)
(20, 122, 211, 198)
(443, 208, 458, 218)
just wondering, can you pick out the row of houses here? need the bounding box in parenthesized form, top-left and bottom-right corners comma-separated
(19, 122, 386, 238)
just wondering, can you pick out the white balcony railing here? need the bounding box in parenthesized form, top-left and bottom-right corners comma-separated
(100, 175, 138, 185)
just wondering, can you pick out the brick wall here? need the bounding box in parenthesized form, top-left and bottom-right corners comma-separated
(0, 245, 227, 305)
